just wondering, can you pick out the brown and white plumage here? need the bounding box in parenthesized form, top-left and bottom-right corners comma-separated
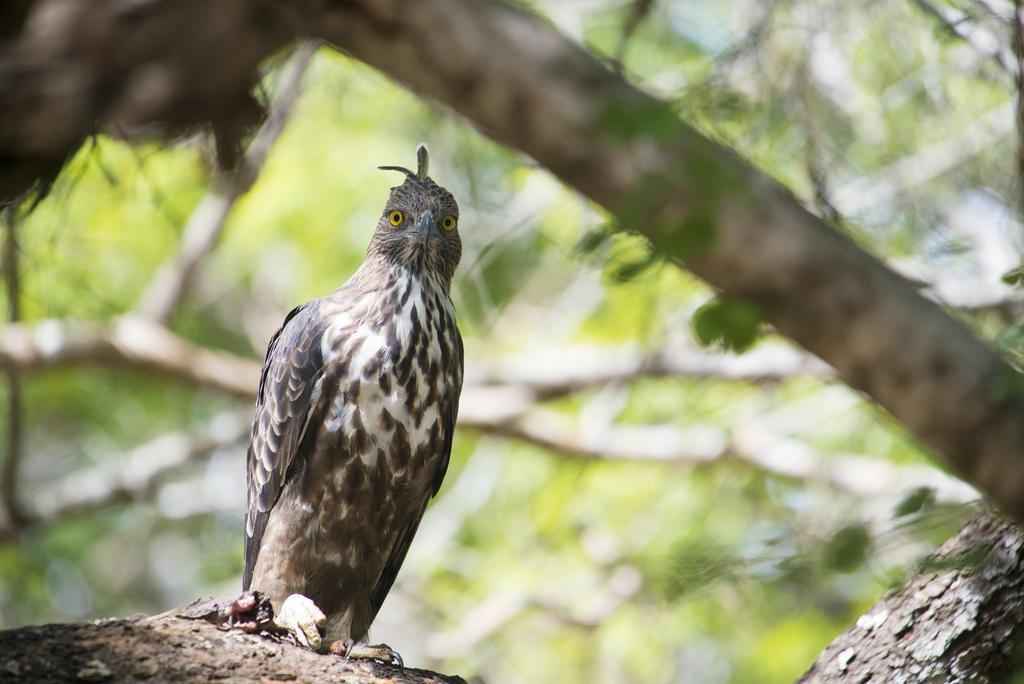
(243, 147, 463, 653)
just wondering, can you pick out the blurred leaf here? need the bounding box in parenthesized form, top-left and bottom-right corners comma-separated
(893, 487, 936, 518)
(662, 537, 744, 600)
(1002, 266, 1024, 286)
(607, 252, 661, 283)
(573, 223, 617, 256)
(692, 296, 762, 353)
(821, 524, 872, 573)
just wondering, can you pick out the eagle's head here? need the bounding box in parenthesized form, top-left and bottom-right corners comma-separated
(369, 145, 462, 286)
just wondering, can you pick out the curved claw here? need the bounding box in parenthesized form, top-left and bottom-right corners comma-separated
(330, 639, 404, 668)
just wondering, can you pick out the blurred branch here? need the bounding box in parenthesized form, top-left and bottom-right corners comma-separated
(1, 393, 976, 545)
(1, 209, 23, 529)
(135, 41, 317, 324)
(1015, 0, 1024, 208)
(468, 342, 834, 399)
(0, 315, 259, 398)
(971, 0, 1015, 23)
(0, 411, 249, 541)
(459, 407, 979, 506)
(0, 1, 296, 204)
(427, 564, 642, 659)
(831, 103, 1015, 215)
(3, 266, 1016, 402)
(912, 0, 1017, 76)
(612, 0, 655, 69)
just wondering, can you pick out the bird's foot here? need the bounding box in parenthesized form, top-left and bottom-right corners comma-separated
(274, 593, 327, 652)
(329, 639, 404, 668)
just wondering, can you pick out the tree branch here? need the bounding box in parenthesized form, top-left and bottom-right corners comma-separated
(1, 209, 23, 529)
(0, 315, 260, 398)
(831, 103, 1015, 216)
(312, 0, 1024, 518)
(0, 410, 249, 540)
(800, 512, 1024, 683)
(0, 592, 463, 683)
(427, 564, 642, 659)
(911, 0, 1017, 76)
(468, 342, 834, 400)
(0, 1, 297, 204)
(459, 407, 979, 506)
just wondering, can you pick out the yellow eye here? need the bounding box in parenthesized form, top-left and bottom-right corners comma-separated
(441, 215, 457, 232)
(388, 210, 404, 227)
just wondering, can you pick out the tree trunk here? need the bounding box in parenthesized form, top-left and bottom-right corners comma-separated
(800, 513, 1024, 683)
(0, 592, 462, 683)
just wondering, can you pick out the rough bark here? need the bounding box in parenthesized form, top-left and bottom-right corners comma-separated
(801, 513, 1024, 683)
(0, 0, 294, 202)
(0, 592, 462, 683)
(3, 0, 1024, 519)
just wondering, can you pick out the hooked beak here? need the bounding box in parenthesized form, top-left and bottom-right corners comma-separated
(416, 211, 437, 240)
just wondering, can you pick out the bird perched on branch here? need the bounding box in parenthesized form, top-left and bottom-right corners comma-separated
(242, 145, 463, 665)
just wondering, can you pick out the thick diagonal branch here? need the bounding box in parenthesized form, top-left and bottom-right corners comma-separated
(800, 513, 1024, 683)
(312, 0, 1024, 517)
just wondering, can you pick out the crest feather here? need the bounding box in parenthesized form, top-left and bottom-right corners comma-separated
(378, 143, 431, 180)
(416, 144, 429, 179)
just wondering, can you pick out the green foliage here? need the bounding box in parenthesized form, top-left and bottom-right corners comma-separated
(575, 225, 665, 285)
(692, 296, 763, 352)
(661, 537, 744, 599)
(820, 524, 872, 573)
(574, 223, 618, 256)
(1002, 266, 1024, 286)
(893, 487, 936, 518)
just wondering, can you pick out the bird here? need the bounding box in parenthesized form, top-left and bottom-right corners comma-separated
(242, 145, 463, 665)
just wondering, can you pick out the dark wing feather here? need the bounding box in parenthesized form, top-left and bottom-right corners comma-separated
(368, 327, 464, 622)
(242, 300, 327, 590)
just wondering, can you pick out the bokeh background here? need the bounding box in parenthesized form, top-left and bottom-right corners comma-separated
(1, 1, 1021, 682)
